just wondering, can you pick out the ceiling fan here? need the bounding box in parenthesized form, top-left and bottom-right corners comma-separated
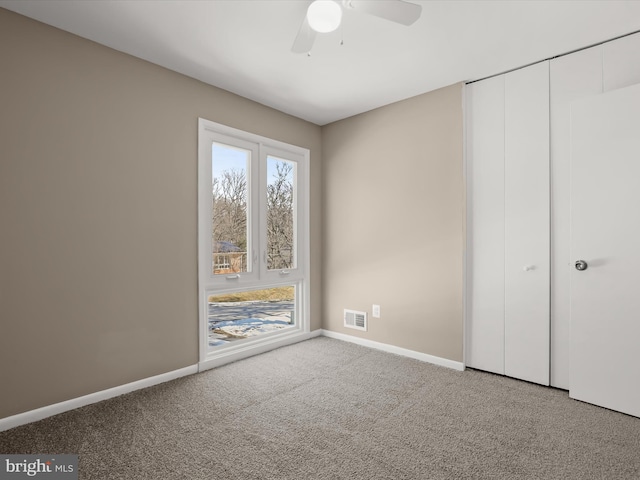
(292, 0, 422, 54)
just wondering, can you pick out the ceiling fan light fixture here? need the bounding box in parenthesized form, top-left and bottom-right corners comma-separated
(306, 0, 342, 33)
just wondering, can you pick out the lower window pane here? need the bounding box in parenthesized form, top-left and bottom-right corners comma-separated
(207, 286, 295, 349)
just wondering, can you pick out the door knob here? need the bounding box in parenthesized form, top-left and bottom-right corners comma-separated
(575, 260, 588, 271)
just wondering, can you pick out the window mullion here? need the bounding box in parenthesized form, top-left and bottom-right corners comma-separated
(257, 144, 268, 280)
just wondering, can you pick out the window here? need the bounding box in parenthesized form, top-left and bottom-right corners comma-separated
(198, 119, 310, 368)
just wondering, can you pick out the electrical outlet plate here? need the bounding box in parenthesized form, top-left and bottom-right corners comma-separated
(372, 304, 380, 318)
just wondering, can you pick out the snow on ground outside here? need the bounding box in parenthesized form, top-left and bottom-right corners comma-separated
(208, 301, 293, 347)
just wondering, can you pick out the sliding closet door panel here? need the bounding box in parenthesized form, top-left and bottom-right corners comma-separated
(504, 61, 550, 385)
(465, 77, 505, 374)
(549, 47, 603, 390)
(603, 32, 640, 92)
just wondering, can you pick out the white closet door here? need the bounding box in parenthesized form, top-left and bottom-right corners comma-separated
(465, 76, 505, 374)
(504, 61, 550, 385)
(549, 47, 603, 389)
(570, 82, 640, 418)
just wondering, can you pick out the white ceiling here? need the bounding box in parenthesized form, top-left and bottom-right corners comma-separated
(2, 0, 640, 125)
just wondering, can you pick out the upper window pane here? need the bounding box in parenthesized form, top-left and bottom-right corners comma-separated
(211, 142, 249, 276)
(267, 156, 296, 270)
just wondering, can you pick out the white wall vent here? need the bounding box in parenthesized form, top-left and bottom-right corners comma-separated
(344, 309, 367, 331)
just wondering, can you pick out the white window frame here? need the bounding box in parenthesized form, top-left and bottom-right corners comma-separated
(197, 118, 311, 371)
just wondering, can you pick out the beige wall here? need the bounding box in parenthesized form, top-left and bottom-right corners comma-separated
(0, 8, 322, 419)
(322, 84, 464, 362)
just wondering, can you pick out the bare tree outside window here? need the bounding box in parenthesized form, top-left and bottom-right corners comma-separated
(211, 154, 295, 274)
(267, 159, 295, 270)
(211, 144, 249, 275)
(212, 169, 247, 250)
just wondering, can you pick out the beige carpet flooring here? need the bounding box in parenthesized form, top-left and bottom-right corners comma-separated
(1, 337, 639, 479)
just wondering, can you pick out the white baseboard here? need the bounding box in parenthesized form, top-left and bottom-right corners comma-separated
(320, 329, 465, 371)
(1, 328, 461, 432)
(0, 365, 198, 432)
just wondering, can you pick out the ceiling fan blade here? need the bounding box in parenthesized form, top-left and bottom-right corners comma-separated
(292, 17, 317, 53)
(348, 0, 422, 26)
